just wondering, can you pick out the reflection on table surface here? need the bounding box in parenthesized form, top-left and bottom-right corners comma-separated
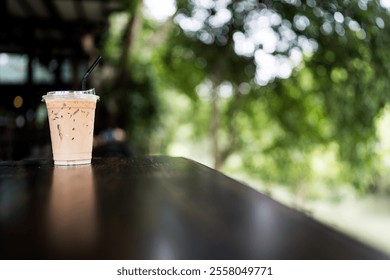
(46, 165, 97, 253)
(0, 157, 388, 260)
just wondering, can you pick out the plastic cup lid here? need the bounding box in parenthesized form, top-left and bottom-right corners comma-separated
(42, 88, 100, 101)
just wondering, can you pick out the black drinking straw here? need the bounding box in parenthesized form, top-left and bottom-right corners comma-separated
(81, 56, 102, 90)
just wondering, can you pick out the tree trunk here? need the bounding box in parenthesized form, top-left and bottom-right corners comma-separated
(210, 52, 226, 170)
(211, 86, 221, 169)
(116, 1, 142, 87)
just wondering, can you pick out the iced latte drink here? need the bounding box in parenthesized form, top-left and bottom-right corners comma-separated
(42, 89, 99, 165)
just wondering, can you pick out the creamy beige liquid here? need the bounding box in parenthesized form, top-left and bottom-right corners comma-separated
(46, 99, 96, 165)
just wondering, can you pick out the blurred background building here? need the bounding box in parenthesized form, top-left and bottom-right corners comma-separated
(0, 0, 124, 160)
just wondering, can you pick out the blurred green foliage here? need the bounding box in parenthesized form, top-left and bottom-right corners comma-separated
(101, 0, 390, 192)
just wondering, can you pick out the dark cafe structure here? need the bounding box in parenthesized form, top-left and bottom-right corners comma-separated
(0, 0, 123, 160)
(0, 0, 390, 260)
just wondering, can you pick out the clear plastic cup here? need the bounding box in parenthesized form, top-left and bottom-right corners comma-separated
(42, 89, 99, 165)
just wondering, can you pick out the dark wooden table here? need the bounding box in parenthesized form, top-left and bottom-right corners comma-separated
(0, 157, 388, 259)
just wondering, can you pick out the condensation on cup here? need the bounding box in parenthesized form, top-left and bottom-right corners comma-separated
(42, 89, 99, 166)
